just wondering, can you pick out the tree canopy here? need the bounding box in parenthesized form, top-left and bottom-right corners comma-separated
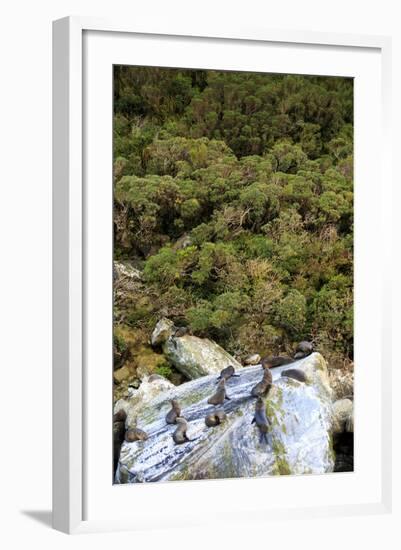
(113, 67, 353, 368)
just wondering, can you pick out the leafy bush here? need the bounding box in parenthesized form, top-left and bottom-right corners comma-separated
(113, 67, 354, 367)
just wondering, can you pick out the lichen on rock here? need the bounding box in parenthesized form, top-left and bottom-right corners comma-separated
(115, 352, 335, 483)
(162, 333, 242, 379)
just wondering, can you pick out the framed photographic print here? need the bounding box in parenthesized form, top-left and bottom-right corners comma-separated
(52, 17, 392, 534)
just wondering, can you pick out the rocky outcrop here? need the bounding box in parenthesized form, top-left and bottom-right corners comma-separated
(150, 318, 243, 379)
(150, 318, 242, 379)
(114, 261, 142, 282)
(115, 352, 335, 483)
(162, 334, 242, 379)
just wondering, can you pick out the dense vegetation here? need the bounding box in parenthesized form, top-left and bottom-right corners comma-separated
(113, 67, 353, 371)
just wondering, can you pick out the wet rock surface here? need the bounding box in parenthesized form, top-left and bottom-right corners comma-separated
(115, 352, 335, 483)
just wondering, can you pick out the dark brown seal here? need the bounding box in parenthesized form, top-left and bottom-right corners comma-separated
(165, 399, 181, 424)
(208, 378, 230, 405)
(125, 427, 149, 442)
(261, 355, 294, 369)
(281, 368, 307, 383)
(294, 341, 314, 359)
(172, 417, 192, 444)
(217, 364, 240, 381)
(205, 409, 227, 427)
(113, 419, 126, 473)
(251, 397, 271, 443)
(251, 367, 273, 397)
(113, 409, 127, 423)
(174, 326, 191, 337)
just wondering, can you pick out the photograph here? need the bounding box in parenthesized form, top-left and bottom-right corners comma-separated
(112, 66, 354, 484)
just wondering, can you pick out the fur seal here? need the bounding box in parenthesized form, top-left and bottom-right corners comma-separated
(172, 417, 192, 444)
(251, 397, 271, 443)
(294, 341, 314, 359)
(205, 409, 227, 427)
(251, 367, 273, 397)
(125, 427, 149, 442)
(174, 326, 191, 337)
(208, 378, 231, 405)
(217, 365, 240, 381)
(113, 418, 126, 473)
(261, 355, 294, 369)
(113, 409, 127, 423)
(281, 368, 307, 383)
(165, 399, 181, 424)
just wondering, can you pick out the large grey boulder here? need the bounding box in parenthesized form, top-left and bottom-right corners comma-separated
(115, 352, 335, 483)
(162, 334, 242, 379)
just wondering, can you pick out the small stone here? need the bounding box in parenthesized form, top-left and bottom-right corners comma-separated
(244, 353, 261, 365)
(332, 398, 353, 434)
(113, 365, 131, 384)
(151, 318, 176, 347)
(148, 374, 166, 383)
(346, 410, 354, 433)
(329, 368, 354, 400)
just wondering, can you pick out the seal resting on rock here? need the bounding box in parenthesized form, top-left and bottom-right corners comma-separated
(208, 378, 231, 405)
(172, 417, 192, 444)
(174, 326, 191, 337)
(165, 399, 181, 424)
(251, 367, 273, 397)
(125, 427, 149, 443)
(205, 409, 227, 427)
(261, 355, 294, 369)
(294, 341, 314, 359)
(281, 368, 307, 383)
(251, 397, 271, 443)
(113, 411, 126, 472)
(217, 365, 240, 381)
(113, 409, 127, 423)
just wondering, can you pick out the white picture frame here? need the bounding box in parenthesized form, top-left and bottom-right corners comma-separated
(52, 16, 393, 535)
